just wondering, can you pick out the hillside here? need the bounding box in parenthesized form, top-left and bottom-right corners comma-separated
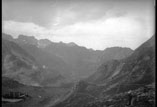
(52, 35, 155, 107)
(88, 35, 155, 91)
(2, 35, 69, 87)
(99, 47, 133, 64)
(85, 84, 155, 107)
(2, 33, 154, 107)
(2, 77, 71, 107)
(2, 38, 42, 86)
(2, 33, 133, 81)
(5, 35, 133, 80)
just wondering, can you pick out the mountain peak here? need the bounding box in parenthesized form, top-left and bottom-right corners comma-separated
(17, 35, 38, 45)
(38, 39, 52, 48)
(66, 42, 77, 47)
(2, 33, 14, 41)
(18, 35, 37, 40)
(99, 47, 133, 64)
(134, 35, 155, 53)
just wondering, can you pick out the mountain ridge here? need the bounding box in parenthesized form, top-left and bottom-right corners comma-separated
(2, 32, 133, 80)
(52, 35, 155, 107)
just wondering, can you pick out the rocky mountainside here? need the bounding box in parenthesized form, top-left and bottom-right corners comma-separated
(99, 47, 133, 65)
(101, 35, 155, 96)
(2, 36, 69, 87)
(15, 39, 72, 81)
(2, 33, 154, 107)
(85, 84, 155, 107)
(15, 35, 71, 77)
(88, 35, 155, 88)
(2, 34, 99, 80)
(43, 42, 102, 79)
(2, 38, 42, 86)
(2, 33, 133, 80)
(52, 35, 155, 107)
(2, 33, 134, 85)
(2, 35, 74, 106)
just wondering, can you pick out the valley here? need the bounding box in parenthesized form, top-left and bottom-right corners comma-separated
(2, 0, 155, 107)
(2, 33, 155, 107)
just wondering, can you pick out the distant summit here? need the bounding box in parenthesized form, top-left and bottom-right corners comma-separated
(2, 33, 14, 41)
(38, 39, 52, 48)
(17, 35, 38, 45)
(66, 42, 78, 47)
(99, 47, 133, 64)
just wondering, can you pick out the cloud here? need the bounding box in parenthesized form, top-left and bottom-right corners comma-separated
(53, 17, 143, 37)
(3, 13, 153, 50)
(51, 16, 152, 49)
(2, 0, 154, 50)
(2, 0, 112, 28)
(2, 20, 52, 39)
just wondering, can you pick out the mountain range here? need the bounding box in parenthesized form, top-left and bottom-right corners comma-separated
(2, 33, 154, 107)
(52, 35, 155, 107)
(2, 33, 133, 83)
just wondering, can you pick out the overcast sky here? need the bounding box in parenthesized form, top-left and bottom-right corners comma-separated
(2, 0, 155, 50)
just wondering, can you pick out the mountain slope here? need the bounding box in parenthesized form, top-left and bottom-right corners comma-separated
(88, 35, 155, 96)
(2, 38, 42, 86)
(99, 47, 133, 64)
(15, 41, 72, 80)
(41, 40, 133, 80)
(2, 33, 134, 81)
(15, 35, 74, 80)
(2, 37, 68, 86)
(39, 42, 102, 79)
(2, 33, 72, 86)
(85, 84, 155, 107)
(52, 35, 155, 107)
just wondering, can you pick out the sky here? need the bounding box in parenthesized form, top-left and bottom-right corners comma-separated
(2, 0, 155, 50)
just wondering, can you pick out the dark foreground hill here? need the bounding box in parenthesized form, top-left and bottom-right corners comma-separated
(85, 83, 155, 107)
(2, 77, 72, 107)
